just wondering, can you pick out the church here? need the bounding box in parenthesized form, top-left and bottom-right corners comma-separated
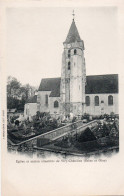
(24, 16, 118, 119)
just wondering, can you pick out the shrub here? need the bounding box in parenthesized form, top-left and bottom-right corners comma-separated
(78, 128, 96, 143)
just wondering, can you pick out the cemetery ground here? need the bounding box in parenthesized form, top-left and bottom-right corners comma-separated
(7, 112, 119, 156)
(36, 119, 119, 156)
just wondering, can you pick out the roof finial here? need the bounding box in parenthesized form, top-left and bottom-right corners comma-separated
(72, 10, 75, 21)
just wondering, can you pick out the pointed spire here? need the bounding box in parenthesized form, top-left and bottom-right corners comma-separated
(64, 19, 82, 44)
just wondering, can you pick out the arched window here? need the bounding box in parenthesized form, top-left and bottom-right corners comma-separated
(54, 100, 59, 108)
(45, 94, 48, 106)
(68, 61, 71, 70)
(95, 96, 99, 106)
(108, 95, 113, 105)
(74, 49, 77, 55)
(86, 96, 90, 106)
(68, 50, 70, 58)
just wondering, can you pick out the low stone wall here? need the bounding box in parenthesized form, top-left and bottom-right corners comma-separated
(13, 120, 98, 147)
(37, 120, 83, 141)
(66, 120, 98, 138)
(37, 120, 98, 147)
(14, 120, 83, 146)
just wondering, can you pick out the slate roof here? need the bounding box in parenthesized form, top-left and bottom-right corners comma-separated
(38, 74, 118, 97)
(38, 78, 61, 97)
(26, 95, 37, 103)
(85, 74, 118, 94)
(64, 20, 82, 44)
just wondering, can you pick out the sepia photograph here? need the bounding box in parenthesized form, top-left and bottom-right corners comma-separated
(1, 1, 124, 195)
(6, 7, 119, 159)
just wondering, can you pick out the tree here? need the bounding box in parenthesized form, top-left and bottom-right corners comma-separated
(7, 76, 21, 98)
(7, 97, 19, 109)
(78, 128, 96, 142)
(7, 76, 37, 111)
(21, 84, 34, 100)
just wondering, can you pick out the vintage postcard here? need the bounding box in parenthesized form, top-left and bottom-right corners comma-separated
(1, 0, 124, 195)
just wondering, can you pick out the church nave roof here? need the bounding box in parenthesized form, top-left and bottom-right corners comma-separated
(38, 74, 118, 97)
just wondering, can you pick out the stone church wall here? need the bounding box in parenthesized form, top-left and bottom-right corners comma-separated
(37, 91, 61, 115)
(37, 91, 51, 113)
(49, 97, 61, 115)
(85, 93, 118, 115)
(24, 103, 37, 119)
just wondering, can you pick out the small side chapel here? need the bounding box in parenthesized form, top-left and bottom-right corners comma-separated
(24, 14, 118, 119)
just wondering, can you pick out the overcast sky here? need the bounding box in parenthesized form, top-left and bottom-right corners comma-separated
(6, 7, 118, 87)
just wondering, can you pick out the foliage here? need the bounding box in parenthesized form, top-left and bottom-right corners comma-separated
(7, 76, 36, 111)
(30, 112, 58, 133)
(81, 113, 90, 121)
(78, 128, 96, 142)
(7, 112, 62, 144)
(7, 76, 21, 97)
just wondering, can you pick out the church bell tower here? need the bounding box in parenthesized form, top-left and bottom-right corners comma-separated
(60, 13, 86, 117)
